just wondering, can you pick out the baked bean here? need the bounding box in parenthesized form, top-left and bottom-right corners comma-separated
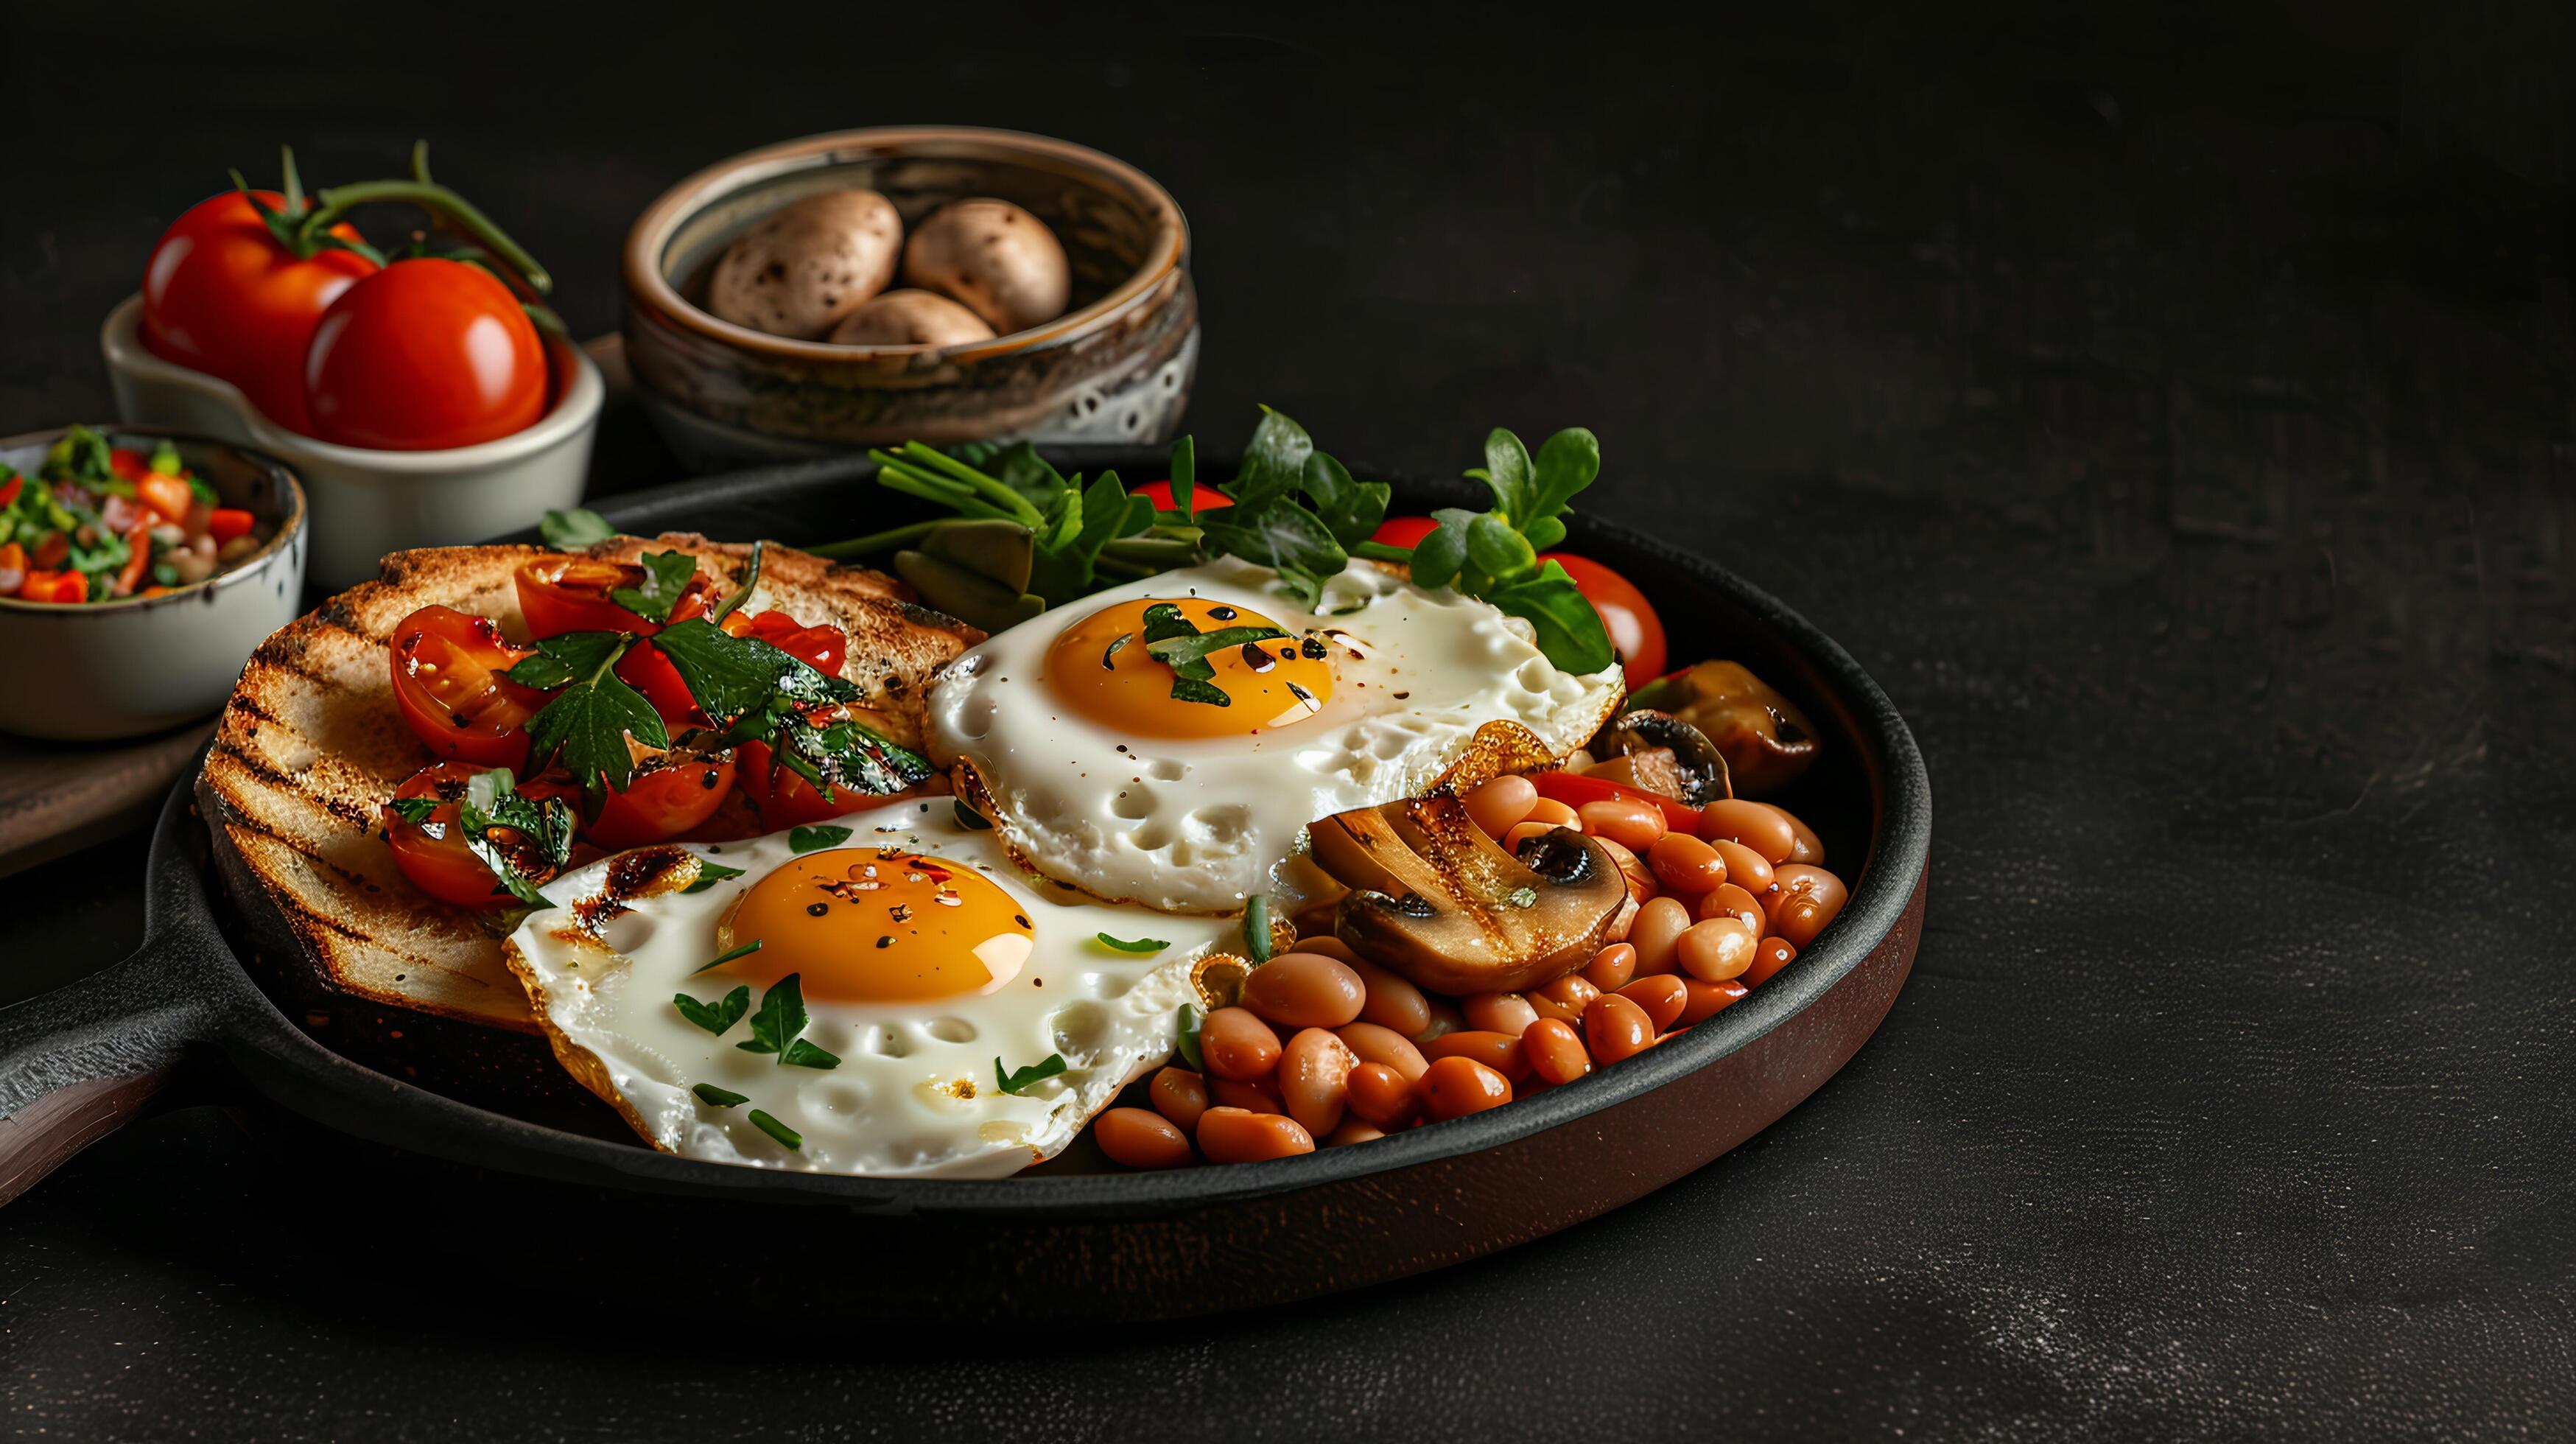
(1338, 955, 1431, 1034)
(1769, 864, 1850, 949)
(1462, 775, 1540, 838)
(1426, 1028, 1530, 1080)
(1646, 832, 1727, 893)
(1698, 881, 1767, 936)
(1325, 1119, 1388, 1147)
(1679, 976, 1749, 1023)
(1528, 973, 1601, 1027)
(1210, 1075, 1285, 1114)
(1699, 798, 1797, 864)
(1594, 836, 1660, 905)
(1576, 797, 1667, 852)
(1708, 839, 1774, 896)
(1241, 953, 1367, 1029)
(1419, 1055, 1514, 1120)
(1462, 991, 1541, 1036)
(1526, 797, 1580, 830)
(1626, 896, 1694, 975)
(1583, 942, 1638, 992)
(1335, 1021, 1430, 1083)
(1584, 992, 1654, 1062)
(1287, 934, 1360, 965)
(1095, 1107, 1195, 1168)
(1616, 973, 1690, 1031)
(1677, 916, 1758, 982)
(1415, 996, 1466, 1043)
(1765, 803, 1825, 865)
(1149, 1066, 1210, 1132)
(1346, 1061, 1421, 1127)
(1278, 1027, 1358, 1135)
(1196, 1107, 1316, 1163)
(1521, 1017, 1592, 1084)
(1199, 1006, 1282, 1081)
(1746, 935, 1797, 986)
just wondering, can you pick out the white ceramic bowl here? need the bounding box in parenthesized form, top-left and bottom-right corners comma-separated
(101, 293, 603, 588)
(0, 427, 307, 741)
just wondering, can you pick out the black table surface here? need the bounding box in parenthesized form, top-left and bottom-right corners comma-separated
(4, 7, 2572, 1440)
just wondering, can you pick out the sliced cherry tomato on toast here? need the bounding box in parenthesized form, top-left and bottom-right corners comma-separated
(388, 605, 546, 768)
(514, 555, 716, 639)
(382, 762, 564, 908)
(580, 753, 739, 850)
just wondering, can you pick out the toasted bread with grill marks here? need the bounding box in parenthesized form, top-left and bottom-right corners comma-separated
(197, 535, 982, 1033)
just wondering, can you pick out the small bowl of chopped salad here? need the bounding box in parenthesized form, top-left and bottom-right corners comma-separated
(0, 424, 306, 740)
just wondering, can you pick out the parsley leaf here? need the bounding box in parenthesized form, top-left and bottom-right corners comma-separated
(510, 633, 668, 795)
(1143, 625, 1291, 670)
(652, 617, 859, 729)
(692, 1083, 748, 1107)
(1095, 933, 1169, 954)
(681, 858, 746, 894)
(1174, 1004, 1206, 1070)
(455, 768, 573, 908)
(748, 1110, 802, 1150)
(674, 984, 751, 1036)
(994, 1053, 1068, 1095)
(789, 824, 852, 853)
(609, 550, 698, 625)
(691, 939, 762, 975)
(768, 715, 933, 804)
(541, 507, 617, 549)
(736, 972, 840, 1070)
(387, 796, 441, 825)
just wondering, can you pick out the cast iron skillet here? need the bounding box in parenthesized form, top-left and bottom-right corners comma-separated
(0, 450, 1930, 1320)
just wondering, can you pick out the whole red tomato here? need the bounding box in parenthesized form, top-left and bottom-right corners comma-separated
(1371, 515, 1438, 548)
(1132, 480, 1234, 514)
(141, 191, 379, 435)
(1539, 552, 1667, 687)
(304, 258, 548, 450)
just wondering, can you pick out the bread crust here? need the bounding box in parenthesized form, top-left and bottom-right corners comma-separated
(197, 534, 980, 1032)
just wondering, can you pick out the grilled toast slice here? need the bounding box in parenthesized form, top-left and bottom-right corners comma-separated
(197, 535, 982, 1033)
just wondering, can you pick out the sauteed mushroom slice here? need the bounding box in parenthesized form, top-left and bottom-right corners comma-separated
(1310, 793, 1629, 995)
(1629, 661, 1819, 797)
(1594, 709, 1733, 805)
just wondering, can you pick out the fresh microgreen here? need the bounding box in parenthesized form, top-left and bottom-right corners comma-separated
(692, 1083, 748, 1108)
(691, 938, 763, 975)
(509, 632, 668, 797)
(1174, 1003, 1206, 1070)
(1095, 933, 1169, 954)
(748, 1110, 802, 1150)
(736, 972, 840, 1070)
(1243, 894, 1273, 964)
(539, 507, 617, 549)
(681, 858, 746, 895)
(610, 550, 698, 625)
(387, 796, 441, 825)
(455, 767, 574, 909)
(993, 1053, 1068, 1096)
(789, 824, 853, 854)
(674, 984, 751, 1036)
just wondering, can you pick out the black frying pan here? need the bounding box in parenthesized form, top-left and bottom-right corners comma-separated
(0, 452, 1930, 1321)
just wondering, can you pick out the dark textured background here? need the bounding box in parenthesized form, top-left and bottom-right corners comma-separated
(4, 4, 2573, 1440)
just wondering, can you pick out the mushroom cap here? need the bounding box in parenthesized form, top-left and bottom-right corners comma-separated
(827, 288, 998, 347)
(706, 189, 903, 340)
(901, 197, 1071, 334)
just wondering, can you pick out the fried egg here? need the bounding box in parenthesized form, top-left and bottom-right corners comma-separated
(924, 556, 1626, 915)
(505, 801, 1237, 1177)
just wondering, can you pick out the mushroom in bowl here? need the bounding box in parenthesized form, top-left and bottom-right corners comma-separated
(0, 426, 306, 740)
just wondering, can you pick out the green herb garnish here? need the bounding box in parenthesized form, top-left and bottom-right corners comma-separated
(674, 984, 751, 1036)
(994, 1053, 1068, 1096)
(692, 1082, 748, 1107)
(1095, 933, 1169, 954)
(507, 632, 669, 797)
(789, 824, 853, 853)
(691, 939, 763, 976)
(1174, 1003, 1206, 1070)
(1243, 894, 1273, 964)
(609, 549, 698, 625)
(540, 507, 617, 549)
(748, 1110, 802, 1150)
(387, 796, 441, 824)
(454, 767, 573, 908)
(736, 973, 840, 1070)
(681, 858, 746, 894)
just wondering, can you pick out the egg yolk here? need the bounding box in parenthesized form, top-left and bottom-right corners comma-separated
(715, 848, 1034, 1003)
(1045, 597, 1335, 740)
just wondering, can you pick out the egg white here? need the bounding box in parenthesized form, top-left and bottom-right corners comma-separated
(505, 801, 1237, 1178)
(924, 557, 1626, 915)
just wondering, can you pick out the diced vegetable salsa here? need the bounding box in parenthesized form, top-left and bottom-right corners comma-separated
(0, 427, 265, 603)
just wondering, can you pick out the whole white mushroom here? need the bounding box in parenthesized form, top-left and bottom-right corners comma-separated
(827, 289, 1000, 346)
(707, 189, 902, 340)
(901, 198, 1071, 334)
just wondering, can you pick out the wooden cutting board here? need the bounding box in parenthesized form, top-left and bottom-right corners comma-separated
(0, 722, 213, 876)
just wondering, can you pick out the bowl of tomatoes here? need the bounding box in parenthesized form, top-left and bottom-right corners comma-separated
(0, 425, 306, 740)
(101, 147, 603, 589)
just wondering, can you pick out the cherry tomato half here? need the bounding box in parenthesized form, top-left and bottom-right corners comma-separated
(580, 754, 738, 850)
(388, 606, 546, 768)
(382, 762, 565, 908)
(142, 191, 380, 435)
(734, 732, 928, 829)
(1131, 480, 1235, 514)
(515, 555, 700, 638)
(303, 258, 549, 451)
(1372, 514, 1438, 548)
(1539, 552, 1666, 687)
